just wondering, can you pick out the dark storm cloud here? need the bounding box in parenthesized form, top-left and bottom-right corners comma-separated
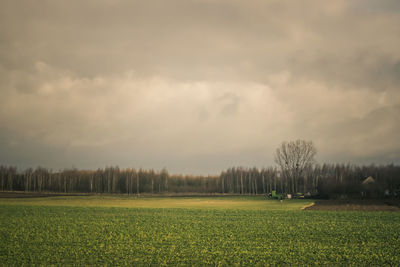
(0, 0, 399, 174)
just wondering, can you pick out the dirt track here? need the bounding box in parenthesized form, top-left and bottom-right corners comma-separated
(305, 199, 400, 211)
(0, 192, 89, 198)
(0, 192, 262, 198)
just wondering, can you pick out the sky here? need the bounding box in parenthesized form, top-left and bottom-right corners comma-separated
(1, 0, 400, 175)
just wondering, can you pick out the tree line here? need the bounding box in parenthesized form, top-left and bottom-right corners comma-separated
(1, 164, 399, 198)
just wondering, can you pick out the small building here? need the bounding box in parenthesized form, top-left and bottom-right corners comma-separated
(361, 176, 377, 198)
(362, 176, 375, 185)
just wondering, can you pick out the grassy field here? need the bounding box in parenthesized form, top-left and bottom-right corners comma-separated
(0, 195, 311, 210)
(1, 196, 399, 265)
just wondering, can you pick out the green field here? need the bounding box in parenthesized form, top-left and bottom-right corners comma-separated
(1, 196, 399, 265)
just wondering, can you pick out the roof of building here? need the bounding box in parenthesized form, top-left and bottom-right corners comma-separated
(362, 176, 375, 184)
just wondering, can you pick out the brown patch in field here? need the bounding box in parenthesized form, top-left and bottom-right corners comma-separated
(305, 199, 400, 211)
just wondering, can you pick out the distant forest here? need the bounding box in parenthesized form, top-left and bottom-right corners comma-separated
(1, 164, 400, 198)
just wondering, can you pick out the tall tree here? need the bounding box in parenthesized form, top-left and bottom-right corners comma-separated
(275, 140, 317, 194)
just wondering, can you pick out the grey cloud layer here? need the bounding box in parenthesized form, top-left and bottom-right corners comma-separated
(0, 0, 399, 174)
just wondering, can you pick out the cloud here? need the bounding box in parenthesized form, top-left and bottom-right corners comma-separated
(0, 0, 400, 174)
(0, 61, 290, 173)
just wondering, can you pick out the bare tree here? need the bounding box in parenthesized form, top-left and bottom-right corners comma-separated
(275, 140, 317, 194)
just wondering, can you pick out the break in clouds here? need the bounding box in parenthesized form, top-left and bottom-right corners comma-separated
(1, 0, 400, 174)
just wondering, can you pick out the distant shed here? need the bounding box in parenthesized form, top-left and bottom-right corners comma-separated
(361, 176, 377, 198)
(362, 176, 375, 185)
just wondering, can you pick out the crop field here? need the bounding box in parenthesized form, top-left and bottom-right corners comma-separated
(1, 196, 400, 265)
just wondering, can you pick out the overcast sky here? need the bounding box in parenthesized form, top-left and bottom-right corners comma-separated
(1, 0, 400, 175)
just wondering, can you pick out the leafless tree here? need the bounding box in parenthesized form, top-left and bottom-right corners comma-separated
(275, 140, 317, 194)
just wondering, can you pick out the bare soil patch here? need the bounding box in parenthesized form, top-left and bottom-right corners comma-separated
(305, 199, 400, 211)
